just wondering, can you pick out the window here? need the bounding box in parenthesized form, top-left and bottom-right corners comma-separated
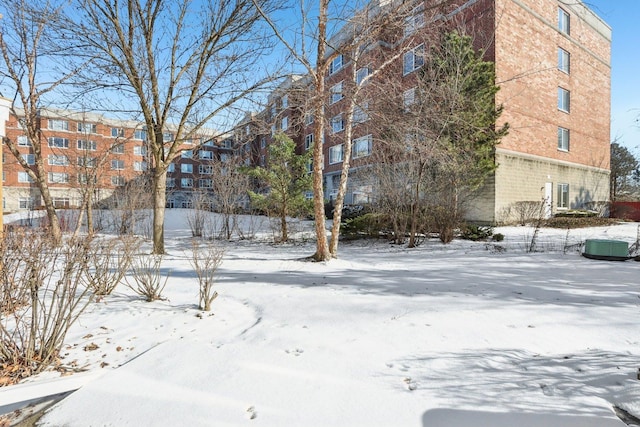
(21, 154, 35, 165)
(199, 179, 213, 188)
(181, 163, 193, 174)
(199, 150, 213, 160)
(112, 143, 125, 154)
(558, 48, 570, 74)
(404, 5, 425, 36)
(557, 127, 570, 151)
(48, 172, 69, 183)
(78, 174, 96, 185)
(353, 103, 369, 124)
(166, 178, 176, 188)
(52, 197, 70, 208)
(77, 123, 97, 133)
(168, 163, 176, 173)
(220, 153, 229, 163)
(352, 135, 372, 159)
(199, 164, 213, 174)
(330, 81, 343, 104)
(111, 159, 125, 170)
(78, 157, 97, 168)
(48, 137, 69, 148)
(204, 139, 215, 147)
(306, 159, 313, 174)
(305, 113, 314, 125)
(557, 183, 569, 208)
(111, 175, 125, 186)
(305, 133, 314, 150)
(329, 144, 344, 164)
(271, 124, 276, 136)
(222, 139, 233, 149)
(270, 104, 276, 118)
(48, 155, 69, 166)
(558, 87, 570, 112)
(356, 67, 370, 85)
(19, 197, 34, 209)
(134, 129, 147, 140)
(133, 146, 146, 156)
(18, 171, 34, 183)
(163, 132, 173, 142)
(182, 150, 193, 159)
(329, 54, 343, 75)
(111, 127, 124, 137)
(403, 87, 416, 110)
(331, 115, 344, 133)
(281, 116, 289, 131)
(261, 137, 267, 149)
(49, 119, 69, 131)
(558, 8, 570, 35)
(403, 44, 424, 75)
(77, 140, 97, 151)
(281, 94, 289, 109)
(17, 135, 31, 146)
(134, 161, 147, 171)
(181, 178, 193, 188)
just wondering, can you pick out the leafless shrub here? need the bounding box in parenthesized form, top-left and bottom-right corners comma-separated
(126, 254, 169, 302)
(502, 201, 545, 226)
(189, 240, 224, 311)
(85, 236, 142, 298)
(0, 229, 29, 315)
(186, 191, 212, 238)
(0, 230, 94, 383)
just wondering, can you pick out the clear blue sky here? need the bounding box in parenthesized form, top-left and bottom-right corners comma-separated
(583, 0, 640, 152)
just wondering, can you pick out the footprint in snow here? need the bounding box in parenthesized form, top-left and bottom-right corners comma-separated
(285, 348, 304, 356)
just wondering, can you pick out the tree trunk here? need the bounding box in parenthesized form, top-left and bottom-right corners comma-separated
(152, 171, 167, 254)
(37, 176, 62, 245)
(280, 213, 288, 242)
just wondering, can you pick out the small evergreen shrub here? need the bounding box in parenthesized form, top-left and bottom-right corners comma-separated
(461, 224, 494, 241)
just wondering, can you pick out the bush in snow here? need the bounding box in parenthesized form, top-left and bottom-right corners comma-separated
(0, 228, 94, 384)
(189, 240, 224, 311)
(126, 254, 169, 302)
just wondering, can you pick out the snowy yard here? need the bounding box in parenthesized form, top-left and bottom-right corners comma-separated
(2, 211, 640, 426)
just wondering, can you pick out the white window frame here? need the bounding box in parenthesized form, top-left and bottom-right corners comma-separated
(356, 66, 370, 86)
(199, 178, 213, 189)
(48, 172, 70, 184)
(558, 87, 570, 113)
(21, 153, 35, 165)
(557, 183, 569, 209)
(403, 87, 416, 110)
(77, 140, 97, 151)
(19, 197, 34, 209)
(330, 81, 344, 104)
(112, 143, 125, 154)
(48, 137, 69, 149)
(305, 113, 314, 125)
(329, 54, 343, 75)
(167, 163, 176, 173)
(49, 119, 69, 131)
(182, 150, 193, 159)
(403, 44, 424, 75)
(48, 154, 69, 166)
(134, 161, 147, 171)
(133, 146, 146, 156)
(305, 133, 314, 151)
(281, 94, 289, 109)
(111, 127, 124, 137)
(78, 156, 97, 168)
(181, 163, 193, 174)
(18, 171, 34, 183)
(353, 103, 369, 124)
(199, 150, 213, 160)
(111, 175, 125, 186)
(331, 115, 344, 133)
(352, 135, 372, 159)
(134, 129, 147, 140)
(166, 177, 176, 188)
(111, 159, 125, 170)
(558, 8, 570, 35)
(199, 164, 213, 175)
(329, 144, 344, 164)
(17, 135, 31, 146)
(404, 4, 425, 37)
(558, 48, 570, 74)
(281, 116, 288, 131)
(557, 127, 570, 151)
(77, 123, 97, 134)
(181, 178, 194, 188)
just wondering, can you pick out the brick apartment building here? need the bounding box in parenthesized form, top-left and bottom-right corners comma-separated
(237, 0, 611, 223)
(1, 108, 220, 213)
(1, 0, 610, 224)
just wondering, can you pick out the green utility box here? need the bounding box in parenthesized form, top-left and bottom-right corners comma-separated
(584, 239, 629, 258)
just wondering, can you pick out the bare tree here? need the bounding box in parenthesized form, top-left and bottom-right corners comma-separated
(0, 0, 88, 244)
(70, 0, 280, 254)
(209, 153, 251, 240)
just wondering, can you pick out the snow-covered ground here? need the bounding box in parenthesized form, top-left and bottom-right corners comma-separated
(2, 210, 640, 426)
